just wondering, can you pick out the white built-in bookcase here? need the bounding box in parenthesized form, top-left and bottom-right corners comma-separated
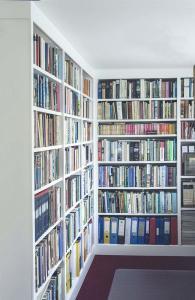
(1, 3, 195, 300)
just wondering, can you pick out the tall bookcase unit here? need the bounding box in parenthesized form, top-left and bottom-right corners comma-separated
(0, 3, 94, 300)
(97, 78, 180, 248)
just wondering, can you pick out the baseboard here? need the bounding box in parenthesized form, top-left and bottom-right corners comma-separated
(94, 244, 195, 256)
(67, 247, 95, 300)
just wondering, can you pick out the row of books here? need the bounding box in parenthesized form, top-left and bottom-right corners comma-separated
(33, 33, 61, 78)
(66, 221, 93, 293)
(83, 167, 93, 196)
(34, 112, 61, 148)
(83, 122, 93, 141)
(42, 268, 62, 300)
(35, 224, 63, 291)
(83, 96, 93, 119)
(181, 145, 195, 176)
(34, 150, 60, 190)
(65, 147, 80, 174)
(83, 144, 93, 166)
(98, 216, 177, 245)
(98, 139, 177, 162)
(35, 186, 61, 241)
(65, 175, 81, 210)
(33, 73, 60, 111)
(65, 88, 81, 116)
(65, 206, 81, 250)
(98, 100, 177, 120)
(182, 181, 195, 207)
(182, 211, 195, 244)
(98, 191, 177, 214)
(65, 118, 80, 144)
(83, 195, 94, 225)
(65, 58, 80, 91)
(98, 79, 177, 99)
(98, 166, 177, 187)
(180, 100, 195, 119)
(98, 123, 176, 136)
(181, 78, 194, 98)
(181, 121, 195, 139)
(83, 78, 91, 97)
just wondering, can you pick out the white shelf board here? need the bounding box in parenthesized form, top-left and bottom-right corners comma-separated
(98, 213, 178, 216)
(34, 145, 63, 152)
(98, 118, 177, 123)
(33, 64, 62, 83)
(98, 161, 177, 165)
(181, 176, 195, 179)
(97, 98, 177, 102)
(64, 82, 81, 94)
(98, 134, 177, 139)
(98, 186, 177, 190)
(180, 118, 195, 121)
(181, 207, 195, 211)
(65, 199, 83, 217)
(33, 106, 62, 116)
(34, 178, 63, 194)
(81, 92, 93, 101)
(181, 139, 195, 143)
(64, 168, 82, 179)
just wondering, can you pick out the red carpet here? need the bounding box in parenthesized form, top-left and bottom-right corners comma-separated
(77, 255, 195, 300)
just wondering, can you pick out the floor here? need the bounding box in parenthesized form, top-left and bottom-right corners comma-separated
(76, 255, 195, 300)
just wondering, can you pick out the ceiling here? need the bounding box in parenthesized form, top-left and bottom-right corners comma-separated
(36, 0, 195, 69)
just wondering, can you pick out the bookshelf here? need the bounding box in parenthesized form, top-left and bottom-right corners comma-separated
(97, 78, 179, 246)
(33, 25, 95, 300)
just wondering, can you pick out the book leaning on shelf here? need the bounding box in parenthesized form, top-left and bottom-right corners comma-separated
(35, 186, 61, 241)
(98, 191, 177, 214)
(98, 123, 176, 135)
(83, 166, 93, 195)
(98, 216, 177, 245)
(64, 57, 80, 90)
(65, 175, 81, 210)
(83, 195, 94, 225)
(65, 206, 81, 251)
(65, 88, 81, 116)
(98, 100, 177, 120)
(42, 268, 62, 300)
(35, 223, 63, 291)
(98, 139, 176, 161)
(98, 165, 177, 187)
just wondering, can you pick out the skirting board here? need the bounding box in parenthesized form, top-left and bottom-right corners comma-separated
(67, 249, 95, 300)
(93, 244, 195, 256)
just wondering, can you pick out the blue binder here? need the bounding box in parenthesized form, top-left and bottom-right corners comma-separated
(110, 217, 118, 244)
(137, 217, 145, 244)
(130, 217, 138, 244)
(156, 217, 164, 245)
(98, 216, 104, 243)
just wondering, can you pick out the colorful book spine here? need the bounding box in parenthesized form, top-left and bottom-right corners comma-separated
(33, 33, 61, 78)
(65, 58, 80, 90)
(98, 100, 177, 120)
(42, 268, 62, 300)
(98, 191, 177, 214)
(34, 112, 61, 147)
(65, 88, 81, 116)
(98, 139, 176, 161)
(98, 123, 176, 135)
(34, 150, 60, 190)
(65, 175, 81, 210)
(35, 223, 63, 291)
(35, 186, 61, 241)
(98, 165, 177, 187)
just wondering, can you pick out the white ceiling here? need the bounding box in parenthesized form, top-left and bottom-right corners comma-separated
(36, 0, 195, 69)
